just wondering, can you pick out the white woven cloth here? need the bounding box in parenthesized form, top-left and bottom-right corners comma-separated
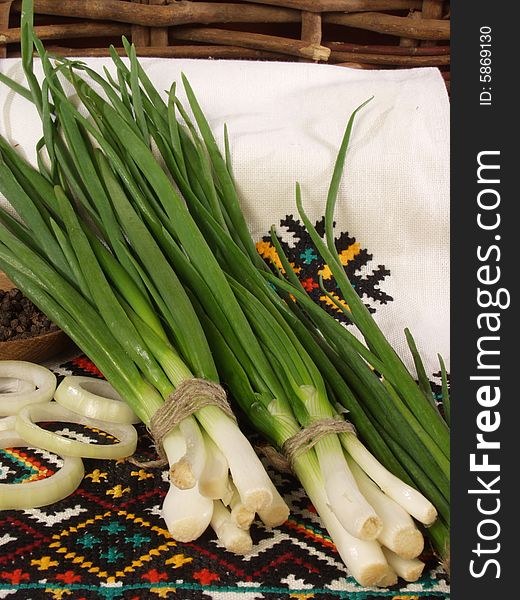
(0, 58, 449, 375)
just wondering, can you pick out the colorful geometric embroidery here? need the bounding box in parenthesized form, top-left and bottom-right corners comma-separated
(0, 358, 449, 599)
(257, 215, 392, 322)
(1, 447, 55, 483)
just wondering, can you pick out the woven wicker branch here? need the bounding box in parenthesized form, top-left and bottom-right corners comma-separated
(0, 22, 128, 44)
(420, 0, 445, 47)
(328, 42, 449, 56)
(2, 0, 450, 87)
(335, 62, 378, 70)
(324, 12, 450, 40)
(12, 0, 300, 27)
(239, 0, 422, 12)
(36, 42, 448, 67)
(301, 12, 322, 45)
(148, 0, 168, 47)
(172, 27, 331, 61)
(40, 44, 289, 61)
(329, 48, 450, 66)
(0, 0, 11, 57)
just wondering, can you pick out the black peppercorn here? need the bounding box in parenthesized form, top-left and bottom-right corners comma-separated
(0, 288, 59, 342)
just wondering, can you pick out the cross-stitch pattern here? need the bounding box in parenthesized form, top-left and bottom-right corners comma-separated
(0, 356, 449, 600)
(257, 216, 393, 322)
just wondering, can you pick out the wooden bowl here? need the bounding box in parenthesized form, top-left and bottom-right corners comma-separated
(0, 272, 72, 362)
(0, 272, 15, 291)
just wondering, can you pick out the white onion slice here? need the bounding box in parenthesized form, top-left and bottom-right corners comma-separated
(15, 402, 137, 459)
(0, 361, 56, 416)
(0, 428, 84, 510)
(55, 376, 140, 424)
(0, 377, 36, 394)
(0, 416, 16, 432)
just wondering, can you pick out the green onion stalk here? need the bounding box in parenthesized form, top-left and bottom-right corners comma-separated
(176, 89, 451, 560)
(86, 41, 450, 557)
(67, 45, 450, 562)
(0, 0, 288, 551)
(84, 36, 445, 559)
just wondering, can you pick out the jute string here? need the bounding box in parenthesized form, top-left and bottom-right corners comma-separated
(258, 418, 357, 474)
(130, 378, 235, 469)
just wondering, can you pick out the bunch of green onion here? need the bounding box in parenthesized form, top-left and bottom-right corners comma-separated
(0, 1, 289, 555)
(0, 0, 449, 586)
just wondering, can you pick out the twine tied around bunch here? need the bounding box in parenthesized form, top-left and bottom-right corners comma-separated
(130, 378, 235, 469)
(257, 417, 357, 475)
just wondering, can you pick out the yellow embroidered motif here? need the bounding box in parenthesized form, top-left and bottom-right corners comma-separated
(165, 553, 193, 569)
(85, 469, 107, 483)
(31, 556, 59, 570)
(256, 240, 282, 269)
(339, 242, 361, 265)
(85, 426, 117, 441)
(318, 264, 333, 281)
(44, 589, 72, 599)
(255, 240, 301, 275)
(151, 588, 177, 598)
(106, 484, 130, 498)
(46, 510, 176, 581)
(319, 293, 350, 314)
(131, 469, 154, 480)
(318, 244, 361, 282)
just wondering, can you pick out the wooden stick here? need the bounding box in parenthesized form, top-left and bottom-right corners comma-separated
(39, 44, 292, 61)
(329, 48, 450, 66)
(237, 0, 421, 12)
(335, 62, 377, 70)
(301, 12, 322, 45)
(132, 0, 150, 47)
(149, 0, 169, 47)
(300, 11, 322, 62)
(399, 10, 421, 48)
(324, 12, 450, 40)
(328, 41, 449, 56)
(0, 22, 128, 44)
(12, 0, 300, 27)
(150, 28, 169, 47)
(172, 27, 331, 61)
(420, 0, 444, 46)
(0, 271, 16, 291)
(421, 0, 444, 20)
(0, 0, 12, 59)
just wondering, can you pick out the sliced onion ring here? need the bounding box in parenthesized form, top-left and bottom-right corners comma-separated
(55, 376, 140, 424)
(0, 377, 36, 394)
(0, 416, 16, 432)
(0, 428, 84, 510)
(0, 361, 56, 416)
(15, 402, 138, 459)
